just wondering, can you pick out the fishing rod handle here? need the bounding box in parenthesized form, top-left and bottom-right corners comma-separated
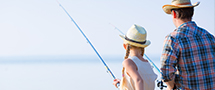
(117, 83, 120, 88)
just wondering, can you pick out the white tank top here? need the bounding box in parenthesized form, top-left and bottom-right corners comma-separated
(120, 56, 157, 90)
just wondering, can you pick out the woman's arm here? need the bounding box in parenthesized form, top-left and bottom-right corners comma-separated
(123, 59, 144, 90)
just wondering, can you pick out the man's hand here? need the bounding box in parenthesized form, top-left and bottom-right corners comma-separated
(164, 78, 175, 90)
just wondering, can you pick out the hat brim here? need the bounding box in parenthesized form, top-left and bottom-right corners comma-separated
(120, 35, 150, 48)
(162, 2, 200, 14)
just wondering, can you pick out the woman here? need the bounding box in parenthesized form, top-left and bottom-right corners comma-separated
(113, 24, 157, 90)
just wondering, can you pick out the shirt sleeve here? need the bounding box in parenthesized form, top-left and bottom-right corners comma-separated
(160, 35, 179, 82)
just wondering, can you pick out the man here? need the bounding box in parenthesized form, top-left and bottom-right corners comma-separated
(160, 0, 215, 90)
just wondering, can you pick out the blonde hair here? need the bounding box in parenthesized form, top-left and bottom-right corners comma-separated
(124, 44, 145, 59)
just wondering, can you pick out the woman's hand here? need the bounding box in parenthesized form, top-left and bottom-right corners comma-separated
(113, 79, 120, 88)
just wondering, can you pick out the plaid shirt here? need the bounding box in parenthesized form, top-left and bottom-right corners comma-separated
(161, 21, 215, 90)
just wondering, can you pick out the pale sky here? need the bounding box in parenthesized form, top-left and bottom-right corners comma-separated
(0, 0, 214, 57)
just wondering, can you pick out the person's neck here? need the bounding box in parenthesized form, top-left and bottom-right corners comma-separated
(175, 19, 191, 28)
(129, 49, 142, 57)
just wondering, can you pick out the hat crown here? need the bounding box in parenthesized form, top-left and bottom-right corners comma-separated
(126, 24, 147, 42)
(162, 0, 199, 14)
(171, 0, 192, 6)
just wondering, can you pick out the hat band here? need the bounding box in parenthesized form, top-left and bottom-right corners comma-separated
(174, 2, 191, 5)
(125, 36, 146, 44)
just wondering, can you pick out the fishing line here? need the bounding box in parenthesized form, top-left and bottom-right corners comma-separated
(56, 0, 116, 80)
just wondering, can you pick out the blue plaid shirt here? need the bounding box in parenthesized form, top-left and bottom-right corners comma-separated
(161, 21, 215, 90)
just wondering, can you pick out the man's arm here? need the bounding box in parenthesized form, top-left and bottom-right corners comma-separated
(160, 36, 179, 89)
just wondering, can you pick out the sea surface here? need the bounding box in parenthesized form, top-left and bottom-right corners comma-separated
(0, 55, 163, 90)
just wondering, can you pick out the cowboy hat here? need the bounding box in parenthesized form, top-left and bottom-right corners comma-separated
(162, 0, 200, 14)
(120, 24, 150, 48)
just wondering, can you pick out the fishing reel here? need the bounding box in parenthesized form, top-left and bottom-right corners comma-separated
(157, 80, 167, 90)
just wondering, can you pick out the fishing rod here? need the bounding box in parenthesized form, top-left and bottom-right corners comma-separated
(109, 23, 125, 35)
(109, 23, 167, 90)
(56, 0, 117, 80)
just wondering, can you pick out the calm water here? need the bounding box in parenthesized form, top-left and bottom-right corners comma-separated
(0, 55, 162, 90)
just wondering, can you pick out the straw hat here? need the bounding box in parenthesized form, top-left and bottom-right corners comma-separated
(120, 24, 150, 48)
(162, 0, 200, 14)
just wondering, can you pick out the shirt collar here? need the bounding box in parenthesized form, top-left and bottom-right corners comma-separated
(177, 21, 196, 29)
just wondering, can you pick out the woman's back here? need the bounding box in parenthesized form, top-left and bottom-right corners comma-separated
(122, 56, 157, 90)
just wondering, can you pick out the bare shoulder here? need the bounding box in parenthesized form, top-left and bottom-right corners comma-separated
(122, 58, 137, 70)
(122, 58, 133, 66)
